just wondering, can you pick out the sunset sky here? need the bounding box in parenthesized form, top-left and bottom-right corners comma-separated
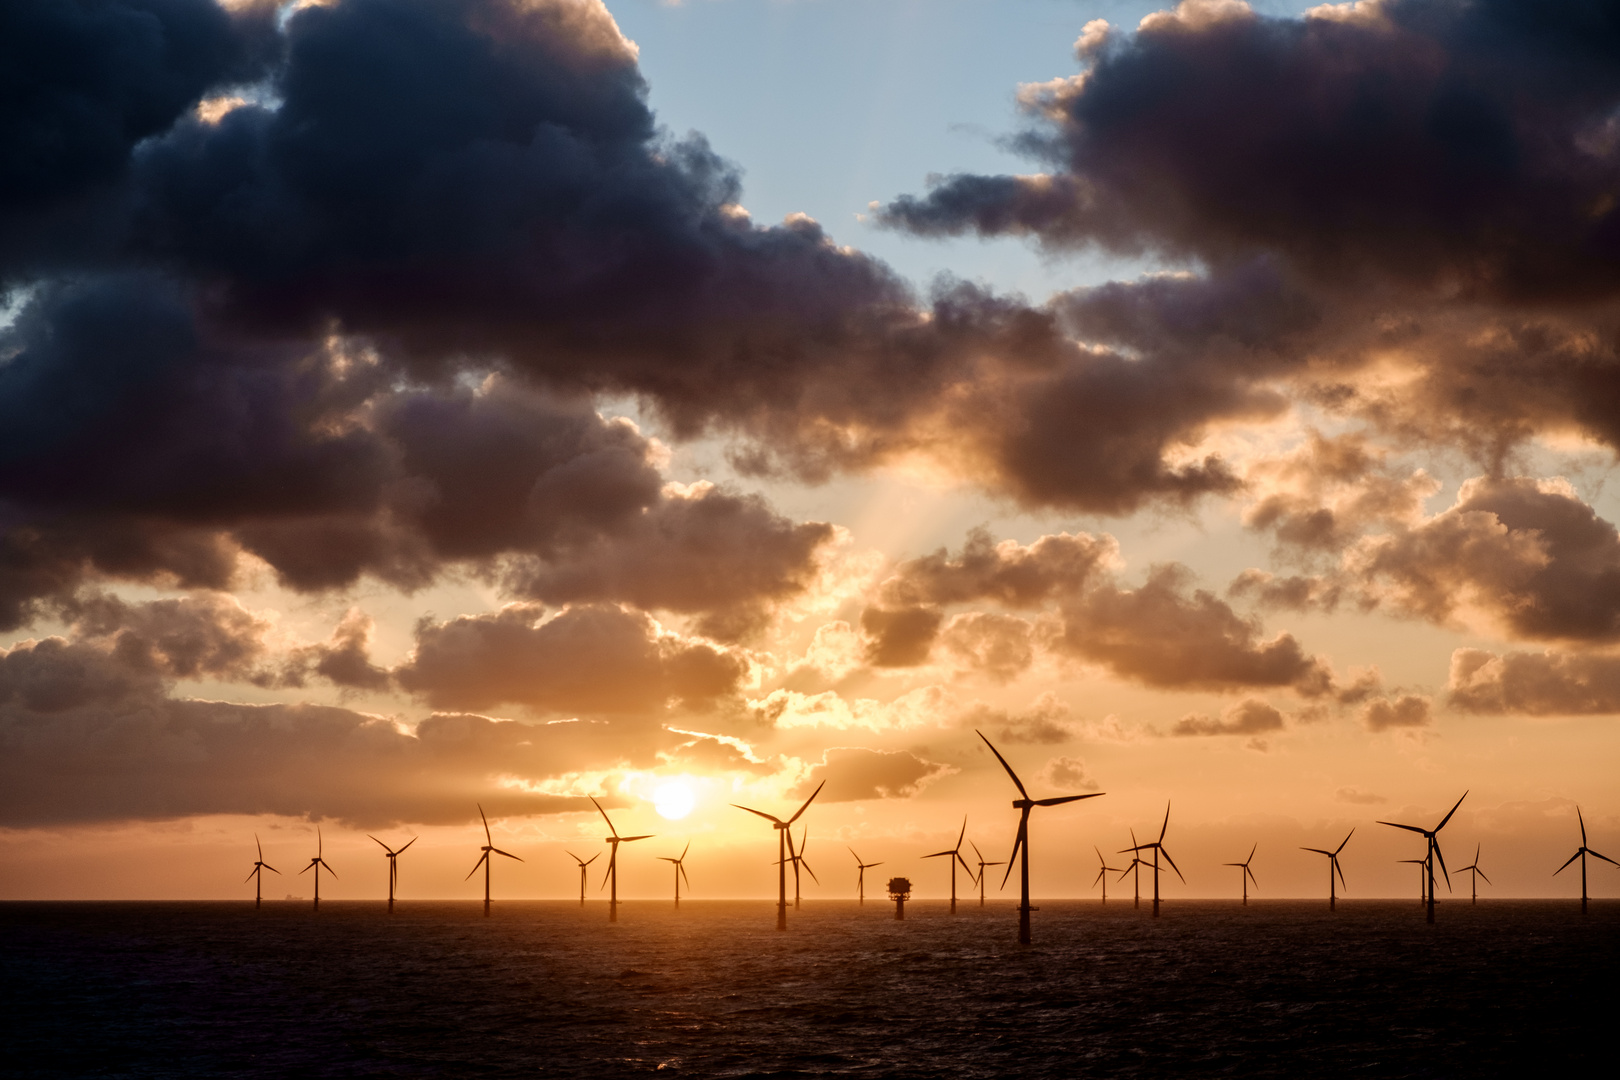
(3, 0, 1619, 903)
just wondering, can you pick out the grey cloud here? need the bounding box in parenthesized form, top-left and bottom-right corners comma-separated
(1362, 694, 1433, 731)
(788, 746, 950, 803)
(1449, 647, 1620, 715)
(1171, 698, 1285, 737)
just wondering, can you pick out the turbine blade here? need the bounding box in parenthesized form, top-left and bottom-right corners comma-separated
(322, 861, 337, 879)
(397, 837, 417, 855)
(1160, 847, 1186, 884)
(492, 848, 523, 862)
(299, 862, 313, 875)
(245, 867, 259, 883)
(1579, 805, 1587, 846)
(1248, 842, 1257, 863)
(1035, 793, 1105, 807)
(1476, 869, 1492, 885)
(585, 854, 599, 866)
(369, 834, 390, 853)
(733, 804, 784, 826)
(1335, 828, 1355, 855)
(803, 860, 820, 885)
(1433, 841, 1450, 888)
(1378, 821, 1427, 835)
(1301, 847, 1331, 856)
(621, 835, 654, 842)
(479, 803, 491, 845)
(785, 780, 826, 826)
(465, 852, 488, 880)
(957, 815, 967, 851)
(957, 851, 974, 876)
(681, 841, 690, 860)
(1001, 817, 1027, 889)
(1554, 850, 1581, 875)
(1246, 866, 1259, 888)
(1093, 868, 1105, 887)
(601, 851, 616, 890)
(566, 850, 583, 866)
(1159, 801, 1170, 844)
(1589, 848, 1620, 867)
(922, 851, 951, 859)
(265, 863, 279, 875)
(1436, 790, 1468, 831)
(1095, 845, 1106, 867)
(680, 863, 691, 890)
(256, 835, 263, 860)
(848, 847, 862, 864)
(590, 796, 619, 838)
(976, 730, 1028, 799)
(1334, 859, 1347, 892)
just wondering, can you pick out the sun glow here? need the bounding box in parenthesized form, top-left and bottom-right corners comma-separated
(653, 781, 696, 820)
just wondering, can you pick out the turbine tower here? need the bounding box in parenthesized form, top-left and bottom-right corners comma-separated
(1554, 806, 1618, 914)
(466, 803, 523, 916)
(921, 816, 974, 913)
(970, 841, 1003, 907)
(1120, 802, 1184, 917)
(733, 781, 824, 930)
(1301, 829, 1353, 910)
(566, 851, 599, 906)
(1222, 843, 1258, 905)
(658, 842, 692, 908)
(1119, 828, 1146, 908)
(1458, 844, 1490, 904)
(1092, 846, 1124, 903)
(245, 835, 279, 908)
(590, 796, 652, 923)
(849, 848, 883, 904)
(978, 730, 1105, 944)
(1397, 857, 1429, 907)
(1378, 791, 1467, 924)
(369, 834, 416, 910)
(784, 827, 819, 907)
(299, 827, 337, 911)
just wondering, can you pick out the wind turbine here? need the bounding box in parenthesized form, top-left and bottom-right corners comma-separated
(1378, 791, 1467, 924)
(566, 851, 599, 906)
(1458, 844, 1491, 904)
(368, 834, 416, 910)
(1119, 828, 1146, 908)
(1120, 802, 1184, 917)
(245, 835, 279, 908)
(849, 848, 883, 904)
(784, 827, 819, 907)
(466, 803, 523, 916)
(1301, 829, 1353, 910)
(591, 796, 652, 923)
(921, 816, 975, 913)
(1222, 844, 1258, 905)
(1554, 806, 1618, 914)
(658, 842, 692, 908)
(970, 841, 1003, 906)
(733, 781, 825, 930)
(1397, 857, 1429, 907)
(299, 827, 337, 911)
(978, 730, 1105, 944)
(1092, 846, 1124, 903)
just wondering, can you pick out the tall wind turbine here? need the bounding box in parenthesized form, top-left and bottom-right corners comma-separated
(1223, 844, 1258, 905)
(1119, 828, 1146, 908)
(566, 851, 599, 906)
(1554, 806, 1618, 914)
(849, 848, 883, 904)
(299, 827, 337, 911)
(466, 803, 523, 916)
(1092, 846, 1124, 903)
(921, 816, 974, 914)
(1458, 844, 1490, 904)
(245, 835, 279, 908)
(970, 841, 1003, 906)
(1301, 829, 1353, 910)
(658, 842, 692, 908)
(978, 730, 1105, 944)
(368, 835, 416, 910)
(591, 796, 652, 923)
(733, 781, 824, 930)
(1120, 803, 1184, 917)
(784, 827, 819, 907)
(1378, 791, 1466, 924)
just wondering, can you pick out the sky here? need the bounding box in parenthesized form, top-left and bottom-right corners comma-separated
(2, 0, 1620, 903)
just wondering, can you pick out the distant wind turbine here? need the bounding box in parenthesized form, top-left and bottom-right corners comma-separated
(1554, 806, 1618, 914)
(590, 796, 651, 923)
(1397, 857, 1429, 907)
(658, 842, 692, 908)
(245, 835, 279, 908)
(733, 781, 824, 930)
(922, 816, 975, 913)
(978, 730, 1105, 944)
(784, 827, 819, 907)
(970, 841, 1003, 907)
(1301, 829, 1353, 910)
(1378, 791, 1467, 924)
(1092, 846, 1124, 903)
(849, 848, 883, 904)
(466, 803, 523, 916)
(1458, 844, 1490, 904)
(368, 834, 416, 910)
(1119, 828, 1146, 908)
(566, 851, 599, 906)
(1121, 803, 1185, 917)
(1222, 844, 1258, 905)
(299, 827, 337, 911)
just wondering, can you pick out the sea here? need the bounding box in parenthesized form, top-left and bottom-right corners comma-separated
(2, 898, 1614, 1078)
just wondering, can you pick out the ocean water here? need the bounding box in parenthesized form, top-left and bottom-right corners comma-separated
(2, 898, 1613, 1078)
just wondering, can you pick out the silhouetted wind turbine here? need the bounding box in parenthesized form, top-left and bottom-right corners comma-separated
(245, 835, 279, 908)
(566, 851, 599, 906)
(1458, 844, 1490, 904)
(1223, 844, 1258, 905)
(784, 827, 819, 907)
(922, 816, 974, 913)
(658, 842, 692, 908)
(1554, 806, 1618, 914)
(1119, 828, 1146, 908)
(1379, 791, 1466, 924)
(368, 834, 416, 910)
(299, 827, 336, 911)
(978, 730, 1104, 944)
(970, 841, 1003, 906)
(1397, 856, 1429, 906)
(849, 848, 883, 904)
(1093, 846, 1123, 903)
(1301, 829, 1353, 910)
(466, 803, 523, 916)
(591, 796, 651, 923)
(733, 781, 824, 930)
(1121, 803, 1184, 917)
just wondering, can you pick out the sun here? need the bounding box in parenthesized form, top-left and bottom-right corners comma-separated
(653, 781, 695, 820)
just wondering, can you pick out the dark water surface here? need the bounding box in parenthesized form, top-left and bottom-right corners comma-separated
(2, 899, 1613, 1077)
